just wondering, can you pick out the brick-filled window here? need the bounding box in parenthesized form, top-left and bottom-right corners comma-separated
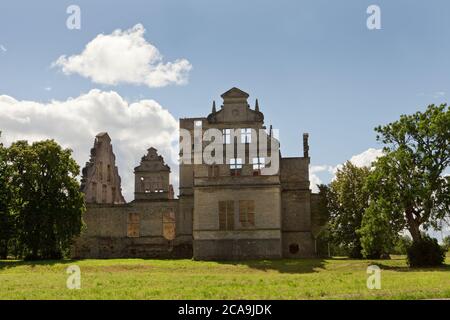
(127, 212, 140, 237)
(208, 165, 219, 177)
(91, 182, 97, 203)
(162, 211, 176, 240)
(101, 184, 107, 203)
(239, 200, 255, 227)
(219, 201, 234, 230)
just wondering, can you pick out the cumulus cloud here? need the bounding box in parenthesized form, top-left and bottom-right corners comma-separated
(53, 24, 192, 88)
(310, 148, 384, 191)
(0, 89, 179, 201)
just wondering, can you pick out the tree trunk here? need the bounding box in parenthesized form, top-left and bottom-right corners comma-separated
(406, 207, 422, 242)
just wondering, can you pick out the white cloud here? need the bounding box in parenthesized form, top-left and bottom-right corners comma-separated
(0, 89, 179, 201)
(433, 91, 446, 98)
(0, 45, 6, 52)
(53, 24, 192, 88)
(310, 148, 384, 191)
(347, 148, 384, 168)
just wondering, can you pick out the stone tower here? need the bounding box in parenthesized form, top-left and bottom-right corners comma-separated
(81, 132, 125, 204)
(134, 147, 174, 200)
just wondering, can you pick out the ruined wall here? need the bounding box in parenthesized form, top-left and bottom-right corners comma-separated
(72, 200, 192, 259)
(81, 132, 125, 204)
(280, 157, 315, 258)
(193, 186, 282, 260)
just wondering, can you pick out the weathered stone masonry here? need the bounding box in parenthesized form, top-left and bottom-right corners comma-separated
(73, 87, 319, 260)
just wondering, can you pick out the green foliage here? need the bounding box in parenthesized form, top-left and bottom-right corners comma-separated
(392, 235, 413, 255)
(7, 139, 85, 260)
(328, 162, 371, 258)
(359, 199, 395, 258)
(407, 236, 445, 267)
(442, 236, 450, 252)
(371, 104, 450, 244)
(0, 134, 17, 259)
(311, 184, 331, 238)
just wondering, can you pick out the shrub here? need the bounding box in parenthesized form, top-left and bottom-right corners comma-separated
(407, 236, 445, 267)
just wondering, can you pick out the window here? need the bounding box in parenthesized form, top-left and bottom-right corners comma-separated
(230, 158, 242, 169)
(222, 129, 231, 144)
(252, 157, 265, 175)
(239, 200, 255, 227)
(162, 211, 176, 240)
(101, 184, 107, 203)
(91, 182, 97, 203)
(107, 164, 111, 182)
(208, 165, 219, 177)
(127, 213, 140, 237)
(219, 201, 234, 230)
(111, 187, 116, 203)
(230, 158, 242, 176)
(98, 161, 103, 181)
(241, 128, 252, 143)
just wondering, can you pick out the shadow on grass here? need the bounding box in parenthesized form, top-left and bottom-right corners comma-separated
(0, 259, 74, 271)
(215, 258, 327, 274)
(375, 262, 450, 272)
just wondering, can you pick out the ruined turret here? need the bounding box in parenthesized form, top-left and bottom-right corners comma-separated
(134, 147, 174, 200)
(81, 132, 126, 204)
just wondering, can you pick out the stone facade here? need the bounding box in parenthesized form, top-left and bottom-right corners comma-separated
(80, 132, 125, 204)
(73, 87, 317, 260)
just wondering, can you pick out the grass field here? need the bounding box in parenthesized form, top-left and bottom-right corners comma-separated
(1, 256, 449, 299)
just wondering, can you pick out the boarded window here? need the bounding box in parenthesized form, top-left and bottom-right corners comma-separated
(219, 200, 234, 230)
(162, 211, 176, 240)
(127, 213, 140, 237)
(239, 200, 255, 227)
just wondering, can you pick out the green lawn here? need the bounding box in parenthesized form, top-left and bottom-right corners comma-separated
(0, 256, 449, 299)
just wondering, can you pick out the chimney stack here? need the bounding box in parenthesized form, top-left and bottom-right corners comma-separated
(303, 133, 309, 158)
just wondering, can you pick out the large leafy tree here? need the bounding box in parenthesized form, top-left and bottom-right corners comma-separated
(370, 104, 450, 244)
(8, 140, 85, 260)
(0, 134, 17, 259)
(328, 162, 371, 258)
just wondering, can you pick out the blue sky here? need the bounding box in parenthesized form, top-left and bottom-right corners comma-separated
(0, 1, 449, 195)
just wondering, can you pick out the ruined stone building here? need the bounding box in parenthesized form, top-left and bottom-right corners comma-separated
(73, 87, 319, 260)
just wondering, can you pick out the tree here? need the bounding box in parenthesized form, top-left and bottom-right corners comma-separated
(8, 140, 85, 260)
(369, 104, 450, 265)
(443, 236, 450, 252)
(371, 104, 450, 242)
(328, 162, 371, 258)
(392, 235, 413, 255)
(359, 199, 396, 258)
(0, 134, 17, 259)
